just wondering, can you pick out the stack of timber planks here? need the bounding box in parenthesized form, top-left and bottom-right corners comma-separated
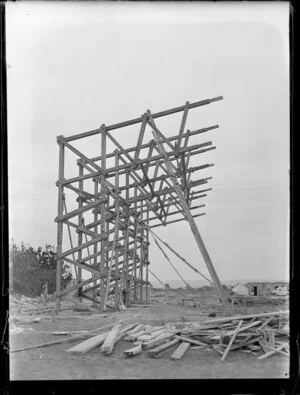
(64, 310, 289, 362)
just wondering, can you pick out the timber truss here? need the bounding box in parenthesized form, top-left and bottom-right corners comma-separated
(54, 96, 233, 313)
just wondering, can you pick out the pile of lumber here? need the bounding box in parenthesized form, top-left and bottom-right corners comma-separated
(65, 310, 289, 361)
(177, 310, 289, 361)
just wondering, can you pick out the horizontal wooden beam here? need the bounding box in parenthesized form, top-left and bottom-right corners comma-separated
(91, 125, 219, 163)
(149, 213, 205, 228)
(64, 97, 223, 142)
(62, 144, 215, 187)
(63, 257, 105, 276)
(55, 198, 106, 222)
(148, 204, 205, 222)
(105, 142, 214, 175)
(106, 146, 215, 180)
(115, 164, 214, 193)
(127, 177, 211, 205)
(57, 233, 108, 259)
(53, 269, 108, 299)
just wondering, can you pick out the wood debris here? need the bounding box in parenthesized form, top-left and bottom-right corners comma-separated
(122, 310, 288, 360)
(171, 342, 190, 360)
(11, 307, 289, 364)
(101, 323, 122, 355)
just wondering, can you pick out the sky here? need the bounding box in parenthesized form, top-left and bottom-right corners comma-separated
(6, 2, 289, 285)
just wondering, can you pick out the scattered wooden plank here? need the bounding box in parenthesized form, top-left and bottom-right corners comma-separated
(276, 340, 290, 346)
(259, 329, 275, 353)
(221, 320, 243, 361)
(147, 338, 180, 358)
(220, 321, 261, 338)
(11, 314, 142, 353)
(132, 341, 143, 346)
(51, 332, 69, 336)
(119, 322, 140, 336)
(51, 331, 88, 336)
(258, 344, 289, 357)
(105, 323, 140, 349)
(143, 332, 171, 350)
(190, 345, 206, 350)
(203, 311, 288, 325)
(125, 330, 147, 341)
(123, 343, 143, 357)
(147, 329, 166, 340)
(101, 323, 122, 355)
(175, 335, 207, 347)
(151, 326, 165, 332)
(136, 334, 153, 342)
(257, 344, 287, 360)
(219, 334, 224, 352)
(66, 331, 109, 354)
(125, 324, 142, 336)
(257, 317, 273, 330)
(230, 336, 262, 351)
(170, 342, 190, 360)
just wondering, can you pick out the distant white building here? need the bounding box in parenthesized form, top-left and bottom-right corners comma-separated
(232, 283, 249, 296)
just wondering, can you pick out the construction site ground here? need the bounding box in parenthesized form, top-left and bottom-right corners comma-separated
(10, 288, 289, 381)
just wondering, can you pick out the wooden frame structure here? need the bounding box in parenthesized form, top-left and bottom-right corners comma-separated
(55, 96, 232, 312)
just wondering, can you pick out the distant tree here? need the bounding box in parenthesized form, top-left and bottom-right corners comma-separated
(10, 241, 72, 297)
(165, 283, 171, 290)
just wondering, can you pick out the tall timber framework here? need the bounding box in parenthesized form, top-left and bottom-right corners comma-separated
(54, 96, 232, 313)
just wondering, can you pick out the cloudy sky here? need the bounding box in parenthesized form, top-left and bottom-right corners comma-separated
(6, 2, 289, 285)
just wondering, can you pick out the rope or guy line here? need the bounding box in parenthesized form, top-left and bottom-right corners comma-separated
(150, 229, 214, 286)
(151, 233, 190, 288)
(148, 268, 167, 289)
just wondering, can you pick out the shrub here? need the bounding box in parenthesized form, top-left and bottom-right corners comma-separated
(10, 241, 72, 297)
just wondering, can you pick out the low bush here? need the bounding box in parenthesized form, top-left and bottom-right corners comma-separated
(9, 241, 72, 297)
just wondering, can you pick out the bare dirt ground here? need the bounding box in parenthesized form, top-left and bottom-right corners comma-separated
(9, 292, 289, 380)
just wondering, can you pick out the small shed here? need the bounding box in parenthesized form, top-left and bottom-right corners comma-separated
(232, 283, 249, 296)
(245, 282, 289, 296)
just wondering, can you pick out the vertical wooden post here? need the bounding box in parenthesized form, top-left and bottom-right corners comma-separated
(103, 203, 119, 311)
(145, 209, 149, 304)
(139, 200, 144, 301)
(105, 194, 110, 302)
(56, 137, 65, 312)
(125, 171, 130, 305)
(99, 125, 106, 311)
(150, 123, 233, 313)
(93, 180, 98, 307)
(121, 213, 130, 303)
(114, 150, 120, 308)
(77, 164, 83, 302)
(133, 186, 138, 301)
